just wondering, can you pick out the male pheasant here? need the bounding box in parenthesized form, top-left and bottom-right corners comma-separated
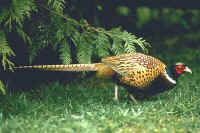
(15, 53, 192, 102)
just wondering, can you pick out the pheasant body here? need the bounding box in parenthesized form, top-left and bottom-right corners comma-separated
(15, 53, 192, 101)
(102, 53, 170, 89)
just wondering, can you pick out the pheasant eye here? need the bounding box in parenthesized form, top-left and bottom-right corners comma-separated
(181, 65, 185, 69)
(176, 64, 185, 70)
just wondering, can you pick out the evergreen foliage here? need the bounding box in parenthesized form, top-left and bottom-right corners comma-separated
(0, 0, 150, 94)
(0, 31, 15, 71)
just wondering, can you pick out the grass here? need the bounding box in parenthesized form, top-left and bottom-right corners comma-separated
(0, 68, 200, 133)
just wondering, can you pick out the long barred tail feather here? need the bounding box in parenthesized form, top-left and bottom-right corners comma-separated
(14, 63, 115, 78)
(14, 64, 100, 71)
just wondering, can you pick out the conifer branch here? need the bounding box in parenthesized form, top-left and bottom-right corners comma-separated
(0, 30, 15, 71)
(40, 3, 150, 59)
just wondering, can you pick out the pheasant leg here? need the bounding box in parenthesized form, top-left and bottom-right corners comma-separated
(113, 84, 118, 101)
(129, 94, 137, 103)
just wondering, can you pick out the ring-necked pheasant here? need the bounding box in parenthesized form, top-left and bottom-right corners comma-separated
(14, 53, 192, 102)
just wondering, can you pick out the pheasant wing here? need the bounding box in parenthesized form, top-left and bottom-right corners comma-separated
(102, 53, 159, 76)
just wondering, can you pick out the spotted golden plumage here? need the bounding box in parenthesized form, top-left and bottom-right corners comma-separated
(15, 53, 192, 102)
(102, 53, 167, 89)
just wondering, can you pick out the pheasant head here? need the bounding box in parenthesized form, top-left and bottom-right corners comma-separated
(170, 62, 192, 80)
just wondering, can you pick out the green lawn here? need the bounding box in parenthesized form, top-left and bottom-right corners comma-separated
(0, 68, 200, 133)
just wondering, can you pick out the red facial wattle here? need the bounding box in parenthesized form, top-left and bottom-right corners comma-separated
(175, 65, 185, 75)
(176, 70, 183, 74)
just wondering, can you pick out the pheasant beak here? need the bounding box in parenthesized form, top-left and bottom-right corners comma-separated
(183, 66, 192, 74)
